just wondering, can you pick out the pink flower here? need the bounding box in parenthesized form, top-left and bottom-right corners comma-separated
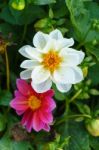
(10, 79, 56, 132)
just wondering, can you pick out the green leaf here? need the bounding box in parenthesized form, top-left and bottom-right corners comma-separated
(0, 23, 18, 40)
(52, 84, 66, 101)
(75, 103, 91, 115)
(0, 135, 32, 150)
(66, 0, 99, 59)
(53, 0, 68, 18)
(66, 0, 90, 41)
(12, 141, 33, 150)
(0, 5, 45, 25)
(0, 90, 12, 106)
(0, 114, 6, 131)
(85, 44, 99, 60)
(89, 62, 99, 85)
(89, 136, 99, 150)
(31, 0, 56, 5)
(58, 121, 90, 150)
(90, 89, 99, 96)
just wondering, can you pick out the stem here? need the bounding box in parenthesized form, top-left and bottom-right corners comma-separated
(55, 114, 91, 126)
(76, 43, 84, 49)
(5, 49, 10, 90)
(21, 23, 28, 44)
(66, 98, 69, 114)
(69, 89, 82, 103)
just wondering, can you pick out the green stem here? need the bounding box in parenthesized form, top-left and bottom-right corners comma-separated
(55, 114, 91, 126)
(69, 89, 82, 103)
(76, 43, 84, 49)
(5, 49, 10, 90)
(65, 98, 69, 114)
(21, 23, 28, 44)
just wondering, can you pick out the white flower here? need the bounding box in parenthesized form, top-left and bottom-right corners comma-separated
(19, 29, 85, 93)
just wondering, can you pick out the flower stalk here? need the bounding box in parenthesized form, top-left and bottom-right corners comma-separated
(69, 89, 82, 103)
(55, 114, 92, 126)
(5, 49, 10, 90)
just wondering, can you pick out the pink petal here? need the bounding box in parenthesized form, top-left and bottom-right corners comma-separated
(16, 79, 33, 96)
(43, 124, 50, 132)
(33, 112, 44, 132)
(26, 111, 34, 132)
(21, 109, 31, 126)
(16, 110, 26, 115)
(14, 90, 22, 97)
(42, 97, 56, 112)
(10, 96, 28, 111)
(39, 111, 53, 123)
(43, 89, 54, 97)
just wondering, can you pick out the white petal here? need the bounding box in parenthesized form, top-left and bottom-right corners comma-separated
(72, 66, 84, 83)
(49, 29, 63, 40)
(19, 45, 34, 59)
(31, 78, 52, 93)
(55, 38, 74, 50)
(20, 60, 40, 69)
(65, 48, 85, 63)
(60, 48, 85, 66)
(54, 66, 75, 84)
(33, 31, 49, 49)
(53, 66, 83, 84)
(20, 70, 32, 79)
(31, 66, 50, 84)
(56, 83, 72, 93)
(60, 53, 80, 66)
(38, 38, 55, 53)
(25, 47, 42, 62)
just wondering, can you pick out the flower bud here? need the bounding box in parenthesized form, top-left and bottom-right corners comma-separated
(85, 119, 99, 137)
(92, 39, 97, 46)
(82, 67, 88, 78)
(10, 0, 25, 10)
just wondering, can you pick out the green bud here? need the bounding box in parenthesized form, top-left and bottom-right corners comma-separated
(86, 119, 99, 137)
(34, 18, 50, 29)
(86, 79, 91, 86)
(92, 23, 96, 29)
(10, 0, 25, 10)
(93, 19, 98, 24)
(92, 39, 97, 46)
(97, 25, 99, 30)
(75, 117, 84, 122)
(49, 8, 54, 19)
(90, 89, 99, 95)
(82, 67, 88, 78)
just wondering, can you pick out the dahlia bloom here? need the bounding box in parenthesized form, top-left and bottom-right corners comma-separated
(19, 29, 85, 93)
(10, 79, 56, 132)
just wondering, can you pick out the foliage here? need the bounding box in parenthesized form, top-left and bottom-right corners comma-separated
(0, 0, 99, 149)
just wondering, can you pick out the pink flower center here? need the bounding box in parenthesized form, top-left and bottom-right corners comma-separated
(28, 96, 41, 110)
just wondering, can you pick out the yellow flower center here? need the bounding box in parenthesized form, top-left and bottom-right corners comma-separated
(42, 51, 62, 73)
(28, 96, 41, 110)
